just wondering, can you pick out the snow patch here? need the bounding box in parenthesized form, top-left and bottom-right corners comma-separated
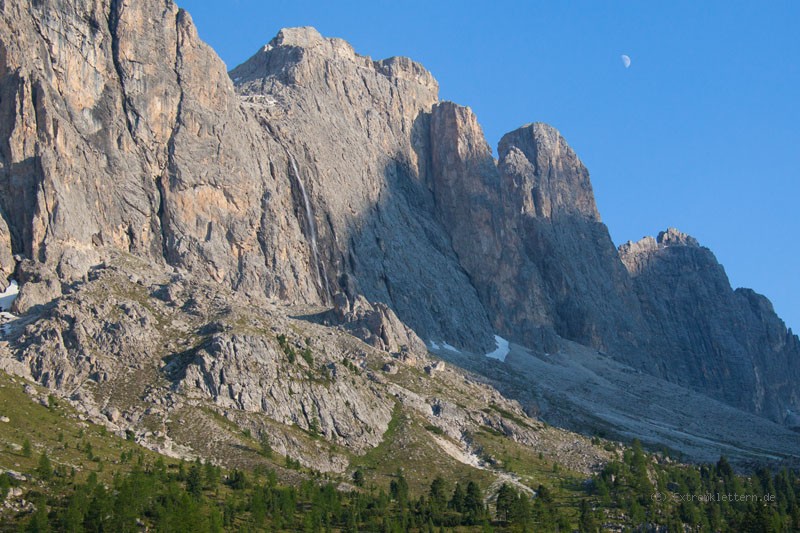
(485, 335, 510, 362)
(428, 340, 461, 353)
(0, 280, 19, 312)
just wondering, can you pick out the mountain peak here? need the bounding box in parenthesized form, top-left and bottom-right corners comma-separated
(266, 26, 359, 61)
(231, 27, 438, 93)
(619, 228, 701, 267)
(269, 26, 326, 48)
(498, 122, 599, 220)
(657, 227, 699, 247)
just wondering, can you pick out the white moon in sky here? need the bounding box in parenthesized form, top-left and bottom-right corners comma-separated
(621, 54, 631, 68)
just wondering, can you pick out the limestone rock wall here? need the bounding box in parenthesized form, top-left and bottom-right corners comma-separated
(620, 229, 800, 420)
(1, 1, 798, 429)
(231, 27, 495, 349)
(0, 0, 319, 307)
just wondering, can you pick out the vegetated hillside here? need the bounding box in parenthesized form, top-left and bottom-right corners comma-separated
(0, 253, 612, 527)
(2, 369, 800, 531)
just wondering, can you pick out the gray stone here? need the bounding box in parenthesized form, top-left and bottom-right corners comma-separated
(331, 293, 426, 355)
(0, 0, 798, 467)
(0, 211, 12, 291)
(619, 229, 800, 422)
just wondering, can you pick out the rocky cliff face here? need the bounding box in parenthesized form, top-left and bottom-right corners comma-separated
(230, 27, 495, 349)
(428, 110, 644, 353)
(620, 229, 800, 421)
(0, 0, 322, 308)
(1, 0, 799, 451)
(0, 213, 11, 291)
(493, 124, 645, 352)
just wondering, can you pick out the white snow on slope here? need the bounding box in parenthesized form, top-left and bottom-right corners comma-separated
(485, 335, 510, 362)
(442, 342, 460, 353)
(428, 340, 461, 353)
(0, 280, 18, 312)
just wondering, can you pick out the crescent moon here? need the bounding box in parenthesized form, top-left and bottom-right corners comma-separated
(621, 54, 631, 68)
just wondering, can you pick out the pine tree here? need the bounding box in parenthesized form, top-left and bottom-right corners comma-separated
(464, 481, 484, 525)
(22, 437, 32, 457)
(204, 461, 220, 490)
(390, 470, 409, 504)
(37, 452, 53, 481)
(26, 495, 51, 533)
(226, 469, 247, 490)
(250, 487, 267, 526)
(509, 492, 532, 528)
(0, 473, 10, 503)
(449, 482, 465, 513)
(429, 476, 447, 521)
(495, 483, 515, 521)
(533, 484, 556, 529)
(716, 456, 734, 484)
(579, 499, 600, 533)
(186, 463, 203, 498)
(63, 485, 89, 533)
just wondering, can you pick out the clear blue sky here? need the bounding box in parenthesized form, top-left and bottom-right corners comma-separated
(179, 0, 799, 332)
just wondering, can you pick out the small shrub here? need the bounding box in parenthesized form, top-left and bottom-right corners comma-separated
(301, 347, 313, 366)
(424, 425, 445, 436)
(258, 434, 273, 458)
(22, 438, 32, 458)
(37, 452, 53, 480)
(276, 334, 296, 363)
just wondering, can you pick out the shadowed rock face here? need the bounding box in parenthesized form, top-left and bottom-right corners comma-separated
(619, 229, 800, 421)
(0, 0, 799, 439)
(230, 26, 495, 350)
(428, 110, 644, 354)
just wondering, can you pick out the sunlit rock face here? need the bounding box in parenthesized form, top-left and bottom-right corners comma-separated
(0, 0, 798, 440)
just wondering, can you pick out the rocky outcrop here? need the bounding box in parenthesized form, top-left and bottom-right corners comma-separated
(620, 229, 800, 421)
(10, 259, 61, 314)
(171, 332, 394, 453)
(1, 259, 399, 460)
(331, 292, 427, 356)
(0, 211, 12, 291)
(1, 0, 799, 448)
(619, 228, 700, 275)
(231, 26, 495, 349)
(0, 0, 322, 307)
